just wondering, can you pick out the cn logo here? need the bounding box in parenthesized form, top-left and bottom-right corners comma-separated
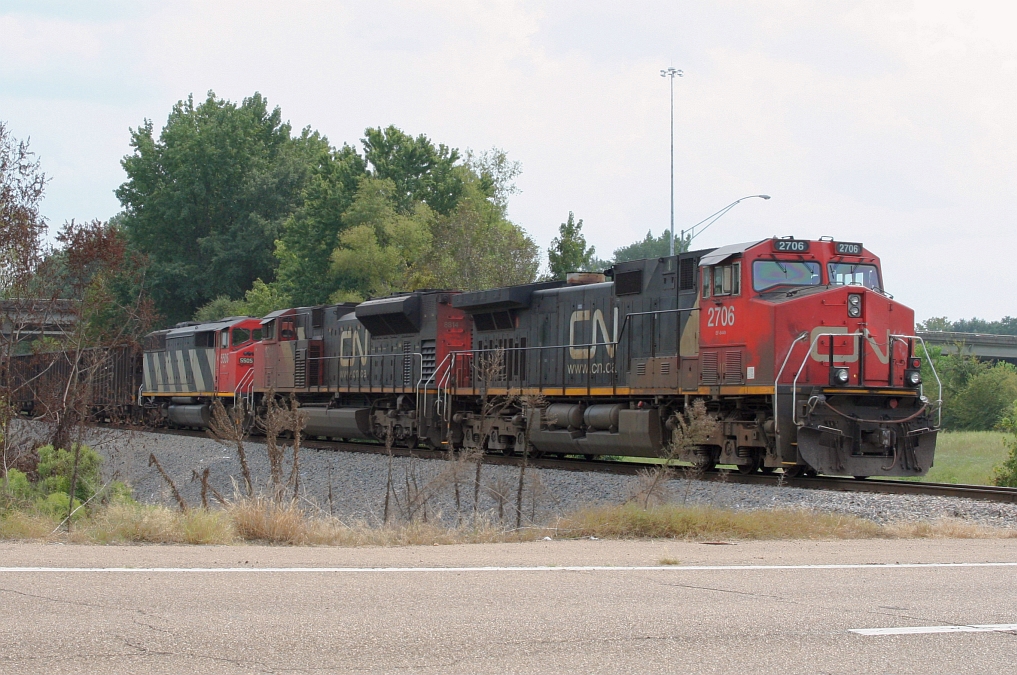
(569, 307, 618, 360)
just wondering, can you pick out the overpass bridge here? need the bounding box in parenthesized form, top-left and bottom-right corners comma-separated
(916, 331, 1017, 364)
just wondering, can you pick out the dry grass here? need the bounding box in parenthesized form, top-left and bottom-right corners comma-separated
(0, 511, 58, 539)
(2, 500, 1015, 545)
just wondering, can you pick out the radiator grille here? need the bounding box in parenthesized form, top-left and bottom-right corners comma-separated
(308, 343, 321, 386)
(421, 340, 436, 381)
(701, 351, 719, 385)
(724, 350, 742, 384)
(402, 341, 412, 386)
(294, 347, 306, 388)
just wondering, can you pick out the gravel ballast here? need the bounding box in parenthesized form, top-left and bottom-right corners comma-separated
(29, 425, 1017, 530)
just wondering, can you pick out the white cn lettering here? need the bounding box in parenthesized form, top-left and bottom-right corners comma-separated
(569, 308, 616, 360)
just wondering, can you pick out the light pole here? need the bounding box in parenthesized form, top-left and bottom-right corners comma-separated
(660, 66, 683, 256)
(684, 194, 771, 248)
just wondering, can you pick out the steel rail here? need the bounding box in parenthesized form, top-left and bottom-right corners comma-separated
(145, 426, 1017, 505)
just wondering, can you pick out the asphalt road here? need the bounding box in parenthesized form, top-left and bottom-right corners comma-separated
(1, 539, 1016, 674)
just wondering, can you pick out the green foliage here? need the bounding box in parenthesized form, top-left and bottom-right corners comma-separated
(329, 178, 434, 299)
(273, 143, 367, 306)
(548, 212, 596, 279)
(420, 179, 540, 291)
(993, 404, 1017, 486)
(193, 279, 292, 322)
(3, 468, 33, 501)
(946, 362, 1017, 430)
(37, 492, 83, 520)
(193, 296, 246, 322)
(37, 444, 102, 504)
(917, 315, 1017, 335)
(612, 229, 689, 263)
(362, 125, 463, 214)
(117, 91, 329, 325)
(916, 346, 1017, 431)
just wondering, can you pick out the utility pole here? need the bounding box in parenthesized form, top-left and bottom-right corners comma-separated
(660, 66, 683, 256)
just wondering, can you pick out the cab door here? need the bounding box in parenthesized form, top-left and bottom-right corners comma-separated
(216, 328, 231, 393)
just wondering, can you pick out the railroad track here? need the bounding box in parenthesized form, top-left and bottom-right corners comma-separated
(149, 426, 1017, 505)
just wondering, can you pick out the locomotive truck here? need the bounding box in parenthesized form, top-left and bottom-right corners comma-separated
(136, 236, 939, 477)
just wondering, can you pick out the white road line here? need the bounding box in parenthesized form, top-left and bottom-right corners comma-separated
(851, 624, 1017, 636)
(0, 562, 1015, 573)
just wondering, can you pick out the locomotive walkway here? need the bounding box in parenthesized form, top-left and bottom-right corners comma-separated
(1, 539, 1015, 674)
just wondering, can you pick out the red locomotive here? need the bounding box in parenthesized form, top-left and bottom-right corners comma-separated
(138, 237, 939, 477)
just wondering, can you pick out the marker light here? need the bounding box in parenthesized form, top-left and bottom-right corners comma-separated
(847, 294, 862, 318)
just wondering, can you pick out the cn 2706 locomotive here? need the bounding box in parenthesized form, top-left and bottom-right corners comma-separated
(140, 237, 939, 478)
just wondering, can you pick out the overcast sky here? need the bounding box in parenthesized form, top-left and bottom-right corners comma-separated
(2, 1, 1015, 321)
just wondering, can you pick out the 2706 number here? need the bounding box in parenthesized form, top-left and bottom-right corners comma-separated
(707, 305, 735, 327)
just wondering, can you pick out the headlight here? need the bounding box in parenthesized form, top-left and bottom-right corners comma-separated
(847, 294, 862, 318)
(906, 369, 922, 386)
(830, 367, 850, 386)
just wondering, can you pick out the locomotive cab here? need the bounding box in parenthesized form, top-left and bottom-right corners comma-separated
(694, 237, 938, 476)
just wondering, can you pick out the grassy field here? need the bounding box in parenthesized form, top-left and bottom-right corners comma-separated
(916, 431, 1010, 485)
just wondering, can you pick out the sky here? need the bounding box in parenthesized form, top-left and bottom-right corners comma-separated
(2, 0, 1016, 321)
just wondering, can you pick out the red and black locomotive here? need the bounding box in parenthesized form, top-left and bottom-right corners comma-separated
(136, 237, 938, 477)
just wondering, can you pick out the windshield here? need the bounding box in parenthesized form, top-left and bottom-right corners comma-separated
(753, 260, 821, 291)
(828, 263, 881, 290)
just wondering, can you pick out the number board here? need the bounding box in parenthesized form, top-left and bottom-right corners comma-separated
(772, 239, 810, 253)
(834, 241, 863, 255)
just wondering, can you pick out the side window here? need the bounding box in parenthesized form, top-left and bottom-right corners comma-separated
(702, 268, 711, 299)
(709, 262, 741, 297)
(220, 331, 228, 349)
(252, 328, 263, 342)
(281, 319, 296, 340)
(263, 321, 275, 341)
(232, 327, 250, 347)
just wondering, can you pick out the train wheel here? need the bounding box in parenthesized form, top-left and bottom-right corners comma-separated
(852, 475, 869, 481)
(760, 466, 776, 475)
(584, 454, 595, 461)
(783, 465, 805, 479)
(737, 455, 762, 475)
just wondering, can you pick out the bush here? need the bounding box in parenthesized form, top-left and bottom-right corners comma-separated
(994, 403, 1017, 486)
(3, 468, 35, 501)
(37, 444, 102, 503)
(948, 363, 1017, 430)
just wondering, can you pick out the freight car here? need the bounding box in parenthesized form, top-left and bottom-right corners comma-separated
(134, 236, 938, 478)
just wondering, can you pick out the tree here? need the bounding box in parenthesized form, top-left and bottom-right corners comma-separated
(116, 91, 328, 325)
(612, 229, 687, 263)
(273, 144, 367, 307)
(422, 179, 540, 291)
(0, 122, 47, 292)
(547, 212, 596, 279)
(0, 121, 48, 492)
(362, 125, 462, 215)
(329, 178, 434, 300)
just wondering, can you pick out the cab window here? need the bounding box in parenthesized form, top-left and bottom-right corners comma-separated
(280, 319, 296, 340)
(232, 327, 250, 347)
(252, 328, 263, 342)
(753, 260, 821, 291)
(702, 268, 711, 299)
(263, 321, 275, 341)
(708, 262, 741, 297)
(828, 263, 881, 291)
(220, 331, 228, 349)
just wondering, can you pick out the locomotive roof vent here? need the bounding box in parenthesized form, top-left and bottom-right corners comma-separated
(566, 272, 606, 286)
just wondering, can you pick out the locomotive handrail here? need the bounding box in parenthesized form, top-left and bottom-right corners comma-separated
(890, 333, 943, 427)
(233, 367, 255, 409)
(791, 331, 864, 427)
(772, 331, 810, 436)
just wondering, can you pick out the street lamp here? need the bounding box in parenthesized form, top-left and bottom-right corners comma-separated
(660, 66, 683, 256)
(683, 194, 771, 248)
